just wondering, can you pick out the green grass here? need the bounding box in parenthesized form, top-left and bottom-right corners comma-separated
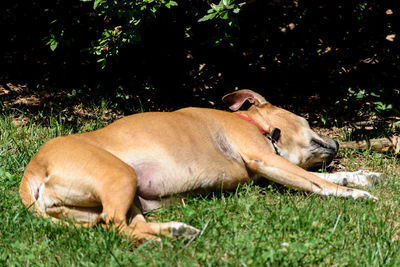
(1, 111, 400, 266)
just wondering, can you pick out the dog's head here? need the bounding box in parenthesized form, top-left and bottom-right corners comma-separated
(222, 89, 339, 170)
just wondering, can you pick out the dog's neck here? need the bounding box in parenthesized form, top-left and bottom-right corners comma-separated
(234, 113, 280, 155)
(234, 113, 266, 135)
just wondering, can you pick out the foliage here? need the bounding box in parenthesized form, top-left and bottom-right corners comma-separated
(348, 87, 393, 114)
(87, 0, 178, 68)
(1, 0, 399, 111)
(198, 0, 241, 24)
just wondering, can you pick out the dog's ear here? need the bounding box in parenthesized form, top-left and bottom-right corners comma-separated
(222, 89, 268, 111)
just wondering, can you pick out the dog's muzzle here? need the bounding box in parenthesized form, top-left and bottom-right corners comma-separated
(307, 137, 339, 170)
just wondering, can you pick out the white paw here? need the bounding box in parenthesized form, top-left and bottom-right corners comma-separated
(171, 222, 200, 237)
(348, 188, 378, 201)
(353, 170, 384, 186)
(318, 170, 385, 187)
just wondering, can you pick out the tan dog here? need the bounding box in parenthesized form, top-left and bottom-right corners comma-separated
(19, 90, 377, 243)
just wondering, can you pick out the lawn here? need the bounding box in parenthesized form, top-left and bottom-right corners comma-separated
(1, 109, 399, 266)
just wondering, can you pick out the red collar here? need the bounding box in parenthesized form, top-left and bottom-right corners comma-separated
(235, 113, 281, 155)
(235, 113, 266, 135)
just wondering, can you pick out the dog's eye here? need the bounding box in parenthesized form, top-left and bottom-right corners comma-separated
(311, 138, 329, 149)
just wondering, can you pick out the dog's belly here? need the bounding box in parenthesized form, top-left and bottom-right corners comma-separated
(131, 160, 250, 199)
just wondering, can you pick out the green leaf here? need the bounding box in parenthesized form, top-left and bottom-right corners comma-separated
(93, 0, 103, 9)
(198, 12, 217, 22)
(165, 1, 178, 8)
(233, 7, 241, 13)
(220, 11, 229, 20)
(215, 1, 225, 10)
(356, 90, 366, 99)
(370, 92, 380, 97)
(375, 102, 392, 112)
(49, 40, 58, 51)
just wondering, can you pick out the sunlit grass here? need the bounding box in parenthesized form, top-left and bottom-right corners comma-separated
(1, 110, 399, 266)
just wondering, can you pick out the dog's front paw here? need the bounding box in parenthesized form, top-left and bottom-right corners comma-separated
(348, 188, 378, 201)
(171, 222, 200, 237)
(337, 170, 385, 186)
(353, 170, 384, 186)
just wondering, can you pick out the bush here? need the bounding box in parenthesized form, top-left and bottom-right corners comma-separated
(1, 0, 399, 111)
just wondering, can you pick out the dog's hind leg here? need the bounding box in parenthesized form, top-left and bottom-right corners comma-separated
(97, 176, 199, 243)
(20, 137, 199, 244)
(118, 205, 199, 243)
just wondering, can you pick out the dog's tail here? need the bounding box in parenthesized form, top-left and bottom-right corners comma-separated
(19, 171, 49, 219)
